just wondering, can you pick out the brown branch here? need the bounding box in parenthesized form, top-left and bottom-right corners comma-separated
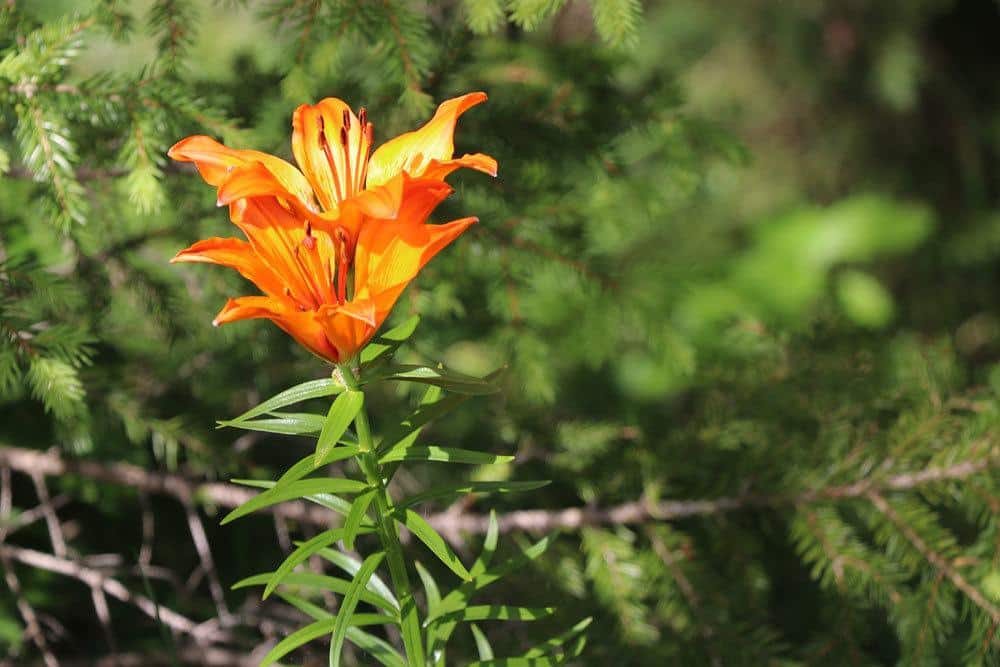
(1, 445, 996, 544)
(868, 492, 1000, 625)
(0, 545, 231, 644)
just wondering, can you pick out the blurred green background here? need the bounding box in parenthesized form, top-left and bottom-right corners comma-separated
(2, 0, 1000, 664)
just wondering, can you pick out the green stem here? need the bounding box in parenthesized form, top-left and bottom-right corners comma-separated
(339, 363, 426, 667)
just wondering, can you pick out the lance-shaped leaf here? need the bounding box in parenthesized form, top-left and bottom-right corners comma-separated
(330, 552, 386, 667)
(378, 387, 468, 457)
(233, 572, 398, 615)
(427, 512, 500, 659)
(217, 411, 325, 435)
(471, 511, 500, 578)
(263, 527, 374, 600)
(231, 478, 358, 518)
(466, 656, 561, 666)
(429, 606, 555, 625)
(260, 613, 397, 667)
(427, 534, 555, 653)
(471, 624, 494, 661)
(315, 389, 364, 465)
(317, 547, 400, 611)
(379, 444, 514, 466)
(522, 617, 592, 658)
(277, 592, 406, 667)
(343, 488, 377, 551)
(221, 477, 369, 524)
(397, 481, 548, 512)
(379, 364, 503, 395)
(360, 315, 421, 366)
(415, 561, 442, 622)
(225, 377, 343, 424)
(272, 445, 361, 494)
(393, 508, 471, 581)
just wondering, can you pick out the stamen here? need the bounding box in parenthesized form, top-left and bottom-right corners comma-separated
(339, 125, 354, 198)
(335, 227, 350, 305)
(358, 123, 374, 190)
(302, 221, 316, 250)
(317, 115, 345, 203)
(342, 108, 351, 130)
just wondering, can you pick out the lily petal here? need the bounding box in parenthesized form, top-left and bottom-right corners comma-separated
(168, 135, 315, 207)
(366, 92, 488, 187)
(213, 296, 342, 362)
(171, 237, 286, 298)
(355, 216, 477, 298)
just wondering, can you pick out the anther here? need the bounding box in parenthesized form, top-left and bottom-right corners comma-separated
(339, 126, 348, 148)
(342, 109, 351, 130)
(359, 108, 367, 127)
(302, 221, 316, 250)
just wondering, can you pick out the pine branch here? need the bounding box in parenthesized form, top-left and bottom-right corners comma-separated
(868, 492, 1000, 625)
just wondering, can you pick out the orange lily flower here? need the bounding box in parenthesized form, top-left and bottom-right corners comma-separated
(168, 92, 496, 245)
(170, 94, 495, 363)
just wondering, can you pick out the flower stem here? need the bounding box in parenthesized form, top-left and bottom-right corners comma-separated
(339, 364, 426, 666)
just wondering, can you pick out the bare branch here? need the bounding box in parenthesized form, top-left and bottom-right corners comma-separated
(30, 472, 66, 557)
(0, 545, 232, 645)
(0, 445, 996, 544)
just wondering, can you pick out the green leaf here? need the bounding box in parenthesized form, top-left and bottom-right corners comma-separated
(259, 613, 396, 667)
(220, 478, 369, 525)
(393, 508, 471, 581)
(343, 488, 377, 551)
(233, 572, 398, 615)
(430, 606, 554, 625)
(226, 378, 344, 424)
(360, 315, 420, 365)
(217, 412, 325, 435)
(263, 528, 372, 600)
(470, 623, 494, 660)
(330, 552, 386, 667)
(276, 593, 406, 667)
(430, 534, 554, 626)
(379, 364, 503, 395)
(379, 445, 514, 466)
(471, 511, 500, 578)
(316, 548, 399, 611)
(273, 446, 361, 495)
(522, 617, 593, 657)
(230, 478, 359, 519)
(467, 657, 561, 666)
(315, 390, 364, 466)
(397, 481, 549, 512)
(414, 561, 442, 622)
(378, 391, 471, 457)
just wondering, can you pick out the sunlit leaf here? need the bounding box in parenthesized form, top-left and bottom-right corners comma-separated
(471, 623, 494, 660)
(330, 552, 386, 667)
(226, 378, 343, 424)
(393, 508, 471, 581)
(360, 315, 421, 366)
(220, 478, 369, 525)
(217, 412, 325, 435)
(343, 488, 377, 551)
(397, 481, 549, 511)
(315, 390, 364, 466)
(259, 613, 396, 667)
(233, 572, 398, 615)
(379, 445, 514, 466)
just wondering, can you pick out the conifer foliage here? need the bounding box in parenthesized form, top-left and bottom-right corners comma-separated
(2, 0, 1000, 665)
